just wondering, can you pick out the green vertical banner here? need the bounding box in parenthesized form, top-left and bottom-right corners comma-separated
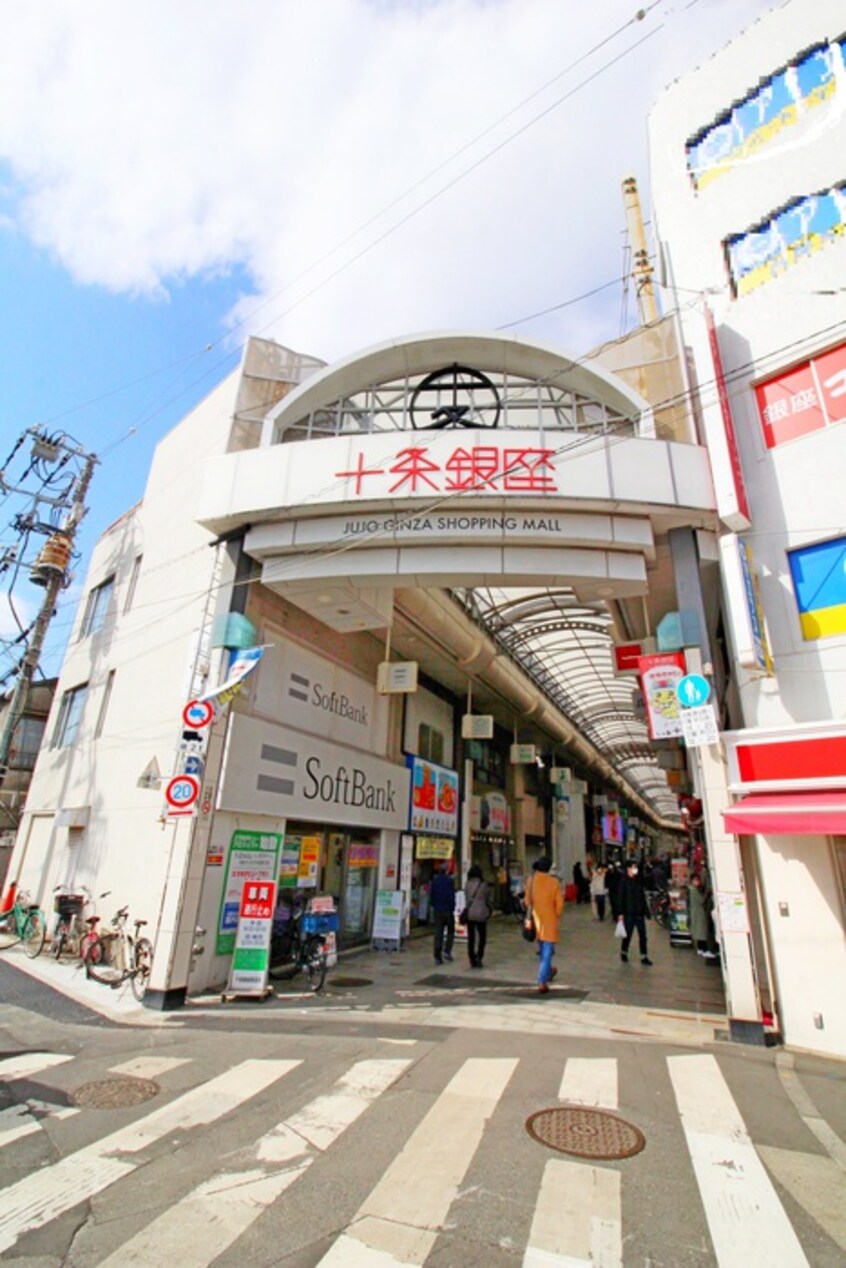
(216, 830, 281, 956)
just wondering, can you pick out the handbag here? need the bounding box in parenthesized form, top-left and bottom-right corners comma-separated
(458, 908, 468, 926)
(522, 908, 537, 943)
(614, 916, 627, 940)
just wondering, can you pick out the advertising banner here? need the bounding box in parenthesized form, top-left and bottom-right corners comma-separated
(470, 791, 512, 835)
(215, 830, 281, 956)
(638, 652, 686, 740)
(408, 756, 459, 835)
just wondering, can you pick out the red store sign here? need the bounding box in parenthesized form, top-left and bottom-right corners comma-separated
(754, 340, 846, 449)
(335, 444, 558, 496)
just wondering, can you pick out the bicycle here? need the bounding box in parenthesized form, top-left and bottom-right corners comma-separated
(268, 907, 331, 993)
(0, 883, 47, 958)
(647, 887, 670, 928)
(52, 887, 111, 963)
(83, 905, 153, 1000)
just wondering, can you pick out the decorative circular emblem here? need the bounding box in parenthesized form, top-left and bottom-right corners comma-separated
(409, 364, 501, 430)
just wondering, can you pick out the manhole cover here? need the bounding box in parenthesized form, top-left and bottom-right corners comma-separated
(329, 977, 372, 988)
(526, 1106, 645, 1160)
(73, 1077, 160, 1109)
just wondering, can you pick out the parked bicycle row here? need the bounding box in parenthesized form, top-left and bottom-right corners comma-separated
(0, 883, 153, 1000)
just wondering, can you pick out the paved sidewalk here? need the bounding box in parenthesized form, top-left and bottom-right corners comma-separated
(4, 898, 729, 1048)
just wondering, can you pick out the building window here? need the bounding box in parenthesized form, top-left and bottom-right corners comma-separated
(80, 576, 115, 638)
(8, 715, 46, 770)
(94, 670, 115, 739)
(466, 738, 506, 788)
(52, 683, 88, 748)
(124, 554, 142, 613)
(418, 722, 444, 766)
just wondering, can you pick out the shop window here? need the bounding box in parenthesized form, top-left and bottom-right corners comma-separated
(52, 683, 88, 748)
(80, 575, 115, 638)
(418, 722, 444, 765)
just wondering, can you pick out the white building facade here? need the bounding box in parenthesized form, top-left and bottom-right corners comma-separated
(650, 0, 846, 1056)
(9, 330, 717, 1009)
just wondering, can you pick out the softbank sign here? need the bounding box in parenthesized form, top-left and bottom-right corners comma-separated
(288, 672, 369, 727)
(218, 713, 410, 830)
(268, 643, 378, 748)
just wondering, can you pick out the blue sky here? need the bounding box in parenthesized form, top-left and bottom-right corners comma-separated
(0, 0, 780, 677)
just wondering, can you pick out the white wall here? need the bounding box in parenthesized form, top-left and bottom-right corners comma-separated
(756, 833, 846, 1057)
(649, 0, 846, 730)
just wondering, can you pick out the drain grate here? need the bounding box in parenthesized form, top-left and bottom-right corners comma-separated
(328, 976, 373, 988)
(526, 1106, 645, 1160)
(73, 1077, 160, 1109)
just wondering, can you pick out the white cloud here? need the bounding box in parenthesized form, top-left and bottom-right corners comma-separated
(0, 0, 779, 359)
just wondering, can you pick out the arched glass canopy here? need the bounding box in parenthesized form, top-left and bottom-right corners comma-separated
(455, 585, 681, 822)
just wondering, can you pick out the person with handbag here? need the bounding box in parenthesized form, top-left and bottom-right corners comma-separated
(463, 864, 491, 969)
(524, 856, 564, 993)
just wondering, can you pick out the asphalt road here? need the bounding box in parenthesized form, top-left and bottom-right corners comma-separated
(1, 952, 845, 1266)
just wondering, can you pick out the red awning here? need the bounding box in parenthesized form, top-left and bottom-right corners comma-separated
(723, 790, 846, 836)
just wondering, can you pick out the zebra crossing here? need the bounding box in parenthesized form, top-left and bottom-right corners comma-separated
(0, 1045, 841, 1265)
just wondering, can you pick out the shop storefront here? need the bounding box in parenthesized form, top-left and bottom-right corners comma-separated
(469, 791, 516, 910)
(407, 755, 459, 924)
(277, 822, 382, 944)
(206, 711, 410, 961)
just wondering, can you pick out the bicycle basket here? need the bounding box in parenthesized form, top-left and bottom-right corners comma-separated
(301, 912, 338, 935)
(54, 894, 86, 917)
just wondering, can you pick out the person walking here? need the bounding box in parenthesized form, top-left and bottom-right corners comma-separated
(430, 862, 455, 964)
(617, 858, 652, 965)
(525, 856, 564, 993)
(590, 865, 608, 921)
(463, 864, 491, 968)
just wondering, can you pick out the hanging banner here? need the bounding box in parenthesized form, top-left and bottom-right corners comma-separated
(199, 645, 266, 707)
(638, 652, 686, 740)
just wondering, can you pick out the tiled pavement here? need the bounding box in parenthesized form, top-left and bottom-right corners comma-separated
(6, 899, 729, 1046)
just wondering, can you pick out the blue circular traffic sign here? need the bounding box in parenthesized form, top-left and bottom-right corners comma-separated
(676, 673, 711, 707)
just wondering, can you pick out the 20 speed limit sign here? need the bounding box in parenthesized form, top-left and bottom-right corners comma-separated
(165, 774, 201, 815)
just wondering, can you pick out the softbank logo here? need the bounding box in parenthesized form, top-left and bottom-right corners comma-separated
(287, 671, 369, 727)
(256, 743, 397, 813)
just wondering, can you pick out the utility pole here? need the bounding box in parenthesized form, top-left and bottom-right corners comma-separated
(0, 435, 97, 789)
(622, 173, 660, 326)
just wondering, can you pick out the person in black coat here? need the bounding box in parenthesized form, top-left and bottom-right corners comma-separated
(606, 863, 622, 919)
(618, 859, 652, 966)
